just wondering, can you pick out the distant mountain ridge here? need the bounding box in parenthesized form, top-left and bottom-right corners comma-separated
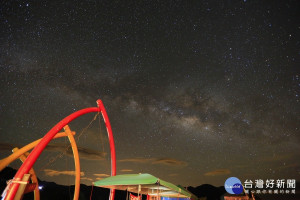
(1, 167, 299, 200)
(188, 184, 226, 200)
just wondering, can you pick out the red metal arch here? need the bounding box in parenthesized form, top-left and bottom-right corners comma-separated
(4, 99, 116, 200)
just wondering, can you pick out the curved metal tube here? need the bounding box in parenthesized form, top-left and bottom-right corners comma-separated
(4, 99, 117, 200)
(0, 132, 75, 172)
(1, 128, 82, 200)
(64, 125, 80, 200)
(97, 100, 116, 200)
(12, 148, 40, 200)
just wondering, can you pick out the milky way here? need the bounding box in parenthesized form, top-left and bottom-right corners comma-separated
(0, 1, 299, 187)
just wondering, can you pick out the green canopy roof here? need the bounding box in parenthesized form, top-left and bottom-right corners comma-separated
(93, 173, 198, 200)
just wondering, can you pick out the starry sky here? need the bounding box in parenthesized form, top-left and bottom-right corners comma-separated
(0, 0, 299, 188)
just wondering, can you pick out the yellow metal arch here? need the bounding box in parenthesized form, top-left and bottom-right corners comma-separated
(64, 125, 80, 200)
(0, 125, 80, 200)
(0, 130, 75, 171)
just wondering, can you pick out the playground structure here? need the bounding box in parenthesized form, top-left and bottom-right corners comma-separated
(0, 126, 78, 200)
(1, 99, 199, 200)
(0, 100, 116, 200)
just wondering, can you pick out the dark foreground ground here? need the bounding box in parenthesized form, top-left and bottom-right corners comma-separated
(1, 167, 299, 200)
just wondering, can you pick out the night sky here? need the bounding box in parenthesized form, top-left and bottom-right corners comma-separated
(0, 0, 299, 188)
